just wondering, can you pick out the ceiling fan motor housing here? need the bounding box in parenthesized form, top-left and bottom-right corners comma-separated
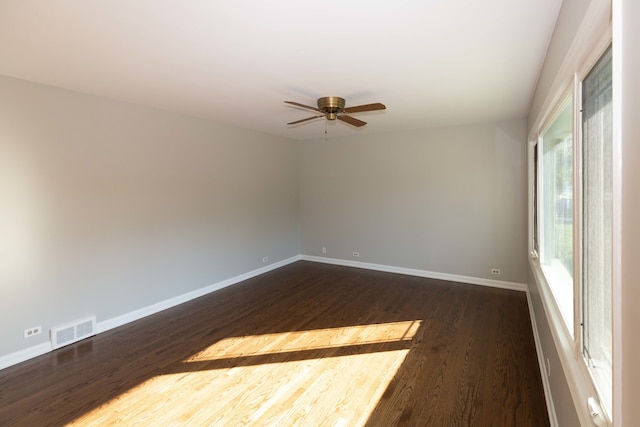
(317, 96, 345, 120)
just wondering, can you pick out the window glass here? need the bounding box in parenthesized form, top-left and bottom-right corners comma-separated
(582, 44, 612, 416)
(540, 97, 574, 335)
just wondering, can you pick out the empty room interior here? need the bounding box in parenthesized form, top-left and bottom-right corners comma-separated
(1, 1, 638, 426)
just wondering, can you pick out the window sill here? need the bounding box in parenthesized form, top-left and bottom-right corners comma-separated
(540, 260, 574, 336)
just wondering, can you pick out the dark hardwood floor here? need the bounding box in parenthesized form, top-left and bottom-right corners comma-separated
(0, 261, 549, 426)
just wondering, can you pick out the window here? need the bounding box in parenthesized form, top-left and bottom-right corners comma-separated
(532, 44, 613, 422)
(539, 96, 574, 334)
(581, 44, 612, 416)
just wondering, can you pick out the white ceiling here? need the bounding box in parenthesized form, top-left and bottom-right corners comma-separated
(0, 0, 562, 140)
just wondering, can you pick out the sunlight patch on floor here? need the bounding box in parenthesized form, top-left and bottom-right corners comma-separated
(70, 320, 421, 426)
(187, 320, 422, 361)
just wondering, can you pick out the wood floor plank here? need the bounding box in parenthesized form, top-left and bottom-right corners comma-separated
(0, 261, 549, 426)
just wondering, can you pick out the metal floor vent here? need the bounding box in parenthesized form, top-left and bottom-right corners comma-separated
(50, 316, 96, 350)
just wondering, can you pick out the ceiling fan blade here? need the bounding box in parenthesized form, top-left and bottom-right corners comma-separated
(287, 115, 325, 125)
(343, 103, 386, 113)
(337, 115, 367, 127)
(284, 101, 321, 112)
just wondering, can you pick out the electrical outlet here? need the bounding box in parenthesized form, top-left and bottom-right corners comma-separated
(262, 256, 268, 263)
(546, 358, 551, 377)
(353, 251, 360, 257)
(491, 268, 501, 275)
(24, 326, 42, 338)
(322, 246, 326, 254)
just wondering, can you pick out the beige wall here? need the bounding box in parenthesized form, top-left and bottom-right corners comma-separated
(528, 0, 593, 128)
(0, 80, 532, 364)
(299, 120, 528, 283)
(0, 76, 300, 357)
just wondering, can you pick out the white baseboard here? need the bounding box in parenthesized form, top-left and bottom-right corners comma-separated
(301, 255, 528, 292)
(97, 255, 301, 334)
(526, 290, 559, 427)
(0, 256, 301, 371)
(1, 254, 527, 371)
(0, 342, 52, 371)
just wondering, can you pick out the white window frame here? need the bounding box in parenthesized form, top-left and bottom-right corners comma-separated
(527, 0, 613, 425)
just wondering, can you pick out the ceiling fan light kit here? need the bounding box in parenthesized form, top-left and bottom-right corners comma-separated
(285, 96, 385, 128)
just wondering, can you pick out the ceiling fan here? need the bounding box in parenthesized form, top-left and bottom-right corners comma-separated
(285, 96, 386, 127)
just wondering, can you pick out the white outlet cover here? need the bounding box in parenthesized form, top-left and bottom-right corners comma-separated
(24, 326, 42, 338)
